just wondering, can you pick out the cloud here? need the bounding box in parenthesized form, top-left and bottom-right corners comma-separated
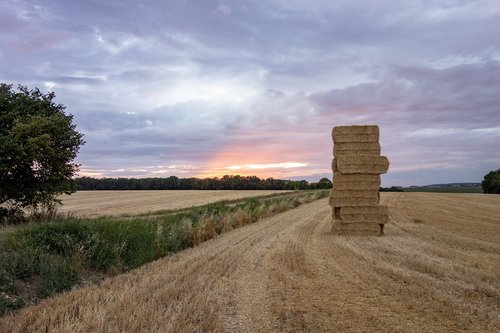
(215, 4, 232, 15)
(227, 162, 307, 170)
(1, 0, 499, 185)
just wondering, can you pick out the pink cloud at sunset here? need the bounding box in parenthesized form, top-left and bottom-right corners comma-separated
(1, 1, 499, 186)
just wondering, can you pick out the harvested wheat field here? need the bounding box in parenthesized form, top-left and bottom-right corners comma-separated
(57, 190, 291, 217)
(2, 193, 500, 332)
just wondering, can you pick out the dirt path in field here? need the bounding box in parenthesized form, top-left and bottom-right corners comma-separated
(57, 190, 292, 217)
(2, 193, 500, 332)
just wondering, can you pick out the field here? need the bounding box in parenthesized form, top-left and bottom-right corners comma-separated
(404, 185, 483, 193)
(2, 192, 500, 332)
(57, 190, 292, 217)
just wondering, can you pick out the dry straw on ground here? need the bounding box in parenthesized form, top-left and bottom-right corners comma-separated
(331, 221, 382, 233)
(3, 193, 499, 332)
(55, 190, 292, 218)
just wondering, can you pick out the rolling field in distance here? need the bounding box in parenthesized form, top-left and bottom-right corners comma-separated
(2, 192, 500, 332)
(57, 190, 293, 217)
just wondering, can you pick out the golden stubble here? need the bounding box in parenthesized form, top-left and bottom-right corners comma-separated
(2, 193, 500, 332)
(56, 190, 292, 218)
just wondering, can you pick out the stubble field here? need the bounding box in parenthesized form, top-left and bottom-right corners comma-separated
(2, 192, 500, 332)
(57, 190, 292, 217)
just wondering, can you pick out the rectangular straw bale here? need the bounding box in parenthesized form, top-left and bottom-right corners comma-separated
(334, 206, 389, 223)
(329, 190, 379, 206)
(332, 125, 379, 136)
(333, 173, 381, 190)
(332, 220, 381, 235)
(332, 158, 338, 172)
(336, 155, 389, 174)
(333, 142, 381, 157)
(333, 133, 379, 143)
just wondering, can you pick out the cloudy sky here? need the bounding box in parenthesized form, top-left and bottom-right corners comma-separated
(1, 0, 499, 186)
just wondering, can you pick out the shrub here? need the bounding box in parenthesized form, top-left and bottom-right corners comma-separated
(482, 169, 500, 194)
(38, 255, 78, 297)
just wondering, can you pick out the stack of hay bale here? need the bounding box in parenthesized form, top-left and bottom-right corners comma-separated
(329, 125, 389, 235)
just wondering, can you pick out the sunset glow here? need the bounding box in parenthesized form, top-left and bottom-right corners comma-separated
(1, 1, 499, 186)
(227, 163, 307, 170)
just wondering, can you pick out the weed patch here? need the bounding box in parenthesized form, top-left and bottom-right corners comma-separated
(0, 190, 329, 315)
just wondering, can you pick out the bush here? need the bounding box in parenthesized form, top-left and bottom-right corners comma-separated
(482, 169, 500, 194)
(0, 294, 25, 316)
(0, 207, 25, 225)
(38, 255, 78, 297)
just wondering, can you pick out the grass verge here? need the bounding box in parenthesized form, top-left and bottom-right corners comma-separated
(0, 190, 329, 315)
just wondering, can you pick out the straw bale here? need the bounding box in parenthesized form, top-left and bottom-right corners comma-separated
(330, 189, 379, 198)
(333, 206, 389, 223)
(333, 207, 341, 220)
(332, 220, 382, 235)
(331, 158, 338, 172)
(332, 125, 379, 136)
(333, 173, 381, 190)
(333, 142, 381, 157)
(333, 133, 379, 143)
(329, 190, 379, 206)
(336, 155, 389, 174)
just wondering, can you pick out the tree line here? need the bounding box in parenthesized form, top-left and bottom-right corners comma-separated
(75, 175, 334, 191)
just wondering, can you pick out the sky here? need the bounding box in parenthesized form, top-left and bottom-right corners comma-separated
(1, 0, 499, 186)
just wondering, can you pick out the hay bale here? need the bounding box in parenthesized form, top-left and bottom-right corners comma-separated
(333, 206, 389, 223)
(336, 155, 389, 174)
(332, 125, 379, 136)
(333, 142, 381, 157)
(332, 220, 382, 236)
(329, 190, 379, 206)
(332, 158, 338, 172)
(333, 173, 381, 190)
(333, 133, 379, 143)
(330, 124, 389, 236)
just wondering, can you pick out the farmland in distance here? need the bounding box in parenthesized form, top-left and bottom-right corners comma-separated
(57, 190, 293, 217)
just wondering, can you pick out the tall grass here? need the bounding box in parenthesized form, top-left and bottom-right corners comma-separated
(0, 190, 329, 315)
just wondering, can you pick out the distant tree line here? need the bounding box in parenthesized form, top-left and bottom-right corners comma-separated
(379, 186, 404, 192)
(75, 175, 334, 191)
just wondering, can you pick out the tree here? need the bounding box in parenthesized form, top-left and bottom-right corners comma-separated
(482, 169, 500, 194)
(317, 177, 333, 189)
(0, 84, 85, 215)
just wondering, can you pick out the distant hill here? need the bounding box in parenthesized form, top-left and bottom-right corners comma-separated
(404, 183, 482, 193)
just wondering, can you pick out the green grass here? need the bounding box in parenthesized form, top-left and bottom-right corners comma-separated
(0, 190, 329, 315)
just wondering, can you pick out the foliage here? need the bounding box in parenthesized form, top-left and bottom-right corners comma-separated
(404, 186, 482, 193)
(380, 186, 404, 192)
(482, 169, 500, 194)
(0, 83, 84, 216)
(317, 177, 333, 189)
(0, 190, 328, 314)
(75, 175, 328, 190)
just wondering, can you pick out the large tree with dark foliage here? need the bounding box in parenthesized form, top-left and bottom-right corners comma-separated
(0, 84, 84, 215)
(482, 169, 500, 194)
